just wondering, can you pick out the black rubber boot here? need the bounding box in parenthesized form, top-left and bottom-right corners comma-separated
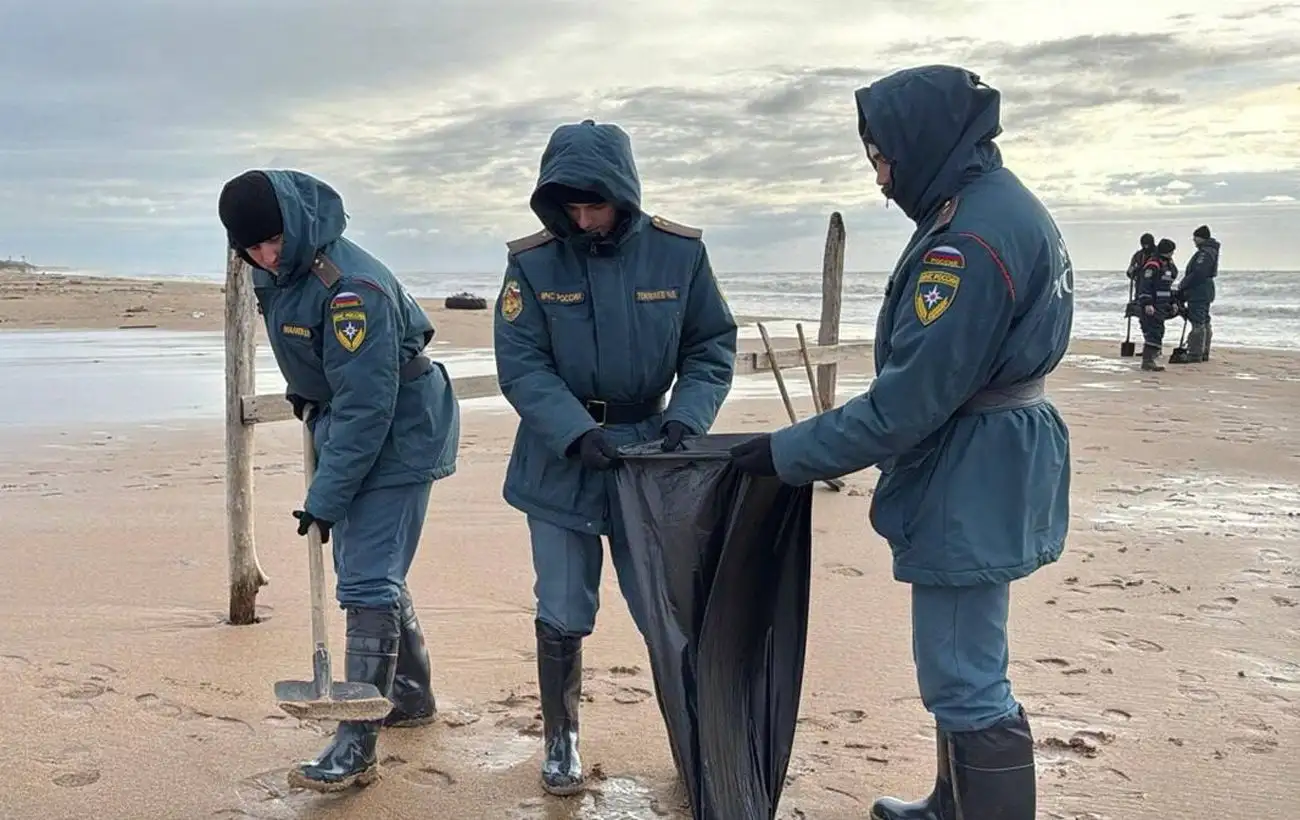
(287, 607, 400, 793)
(536, 619, 584, 796)
(949, 708, 1037, 820)
(869, 728, 955, 819)
(382, 589, 436, 728)
(1141, 345, 1164, 371)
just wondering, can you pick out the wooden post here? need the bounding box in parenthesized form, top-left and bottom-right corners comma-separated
(224, 247, 268, 625)
(816, 212, 846, 412)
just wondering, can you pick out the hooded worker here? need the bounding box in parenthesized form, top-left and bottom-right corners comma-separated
(492, 118, 738, 796)
(218, 169, 460, 792)
(731, 65, 1073, 819)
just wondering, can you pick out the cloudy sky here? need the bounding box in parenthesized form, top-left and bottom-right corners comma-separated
(3, 0, 1298, 277)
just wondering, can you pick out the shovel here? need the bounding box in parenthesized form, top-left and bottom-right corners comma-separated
(1120, 277, 1136, 358)
(1169, 315, 1190, 364)
(274, 417, 393, 722)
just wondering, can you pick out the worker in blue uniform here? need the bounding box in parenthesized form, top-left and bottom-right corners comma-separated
(730, 66, 1071, 820)
(493, 119, 737, 796)
(218, 169, 460, 793)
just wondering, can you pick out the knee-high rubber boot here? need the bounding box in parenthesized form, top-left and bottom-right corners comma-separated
(869, 728, 955, 819)
(1141, 344, 1164, 371)
(949, 708, 1036, 820)
(287, 607, 400, 793)
(536, 619, 584, 796)
(1185, 324, 1207, 363)
(1204, 322, 1213, 361)
(382, 589, 436, 728)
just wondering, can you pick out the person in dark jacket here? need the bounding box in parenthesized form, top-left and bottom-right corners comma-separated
(218, 170, 461, 793)
(1136, 238, 1180, 371)
(493, 119, 738, 796)
(1171, 224, 1220, 363)
(730, 65, 1068, 820)
(1127, 232, 1156, 280)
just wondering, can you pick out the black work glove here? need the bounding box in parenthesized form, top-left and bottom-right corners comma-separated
(292, 509, 333, 543)
(729, 433, 777, 477)
(286, 393, 317, 423)
(660, 420, 691, 452)
(574, 429, 621, 471)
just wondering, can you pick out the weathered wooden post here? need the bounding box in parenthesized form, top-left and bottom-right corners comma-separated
(224, 246, 268, 625)
(816, 212, 846, 411)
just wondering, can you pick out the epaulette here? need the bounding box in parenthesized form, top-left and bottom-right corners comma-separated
(506, 229, 556, 256)
(311, 254, 343, 288)
(649, 214, 703, 239)
(932, 196, 961, 233)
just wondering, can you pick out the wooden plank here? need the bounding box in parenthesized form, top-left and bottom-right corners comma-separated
(223, 247, 268, 625)
(735, 340, 872, 375)
(241, 373, 503, 425)
(239, 343, 874, 426)
(816, 213, 847, 411)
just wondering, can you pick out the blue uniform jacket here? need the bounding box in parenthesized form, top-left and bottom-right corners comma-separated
(1177, 238, 1219, 304)
(1137, 256, 1178, 313)
(248, 170, 460, 524)
(493, 120, 738, 534)
(769, 65, 1074, 587)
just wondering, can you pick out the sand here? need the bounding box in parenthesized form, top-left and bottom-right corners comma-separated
(1, 271, 1297, 819)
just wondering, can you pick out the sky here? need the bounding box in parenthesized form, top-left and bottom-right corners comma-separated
(2, 0, 1298, 277)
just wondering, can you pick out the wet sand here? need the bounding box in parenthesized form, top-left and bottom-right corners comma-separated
(1, 272, 1298, 819)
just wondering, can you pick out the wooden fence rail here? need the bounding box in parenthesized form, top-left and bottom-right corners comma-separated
(223, 213, 853, 625)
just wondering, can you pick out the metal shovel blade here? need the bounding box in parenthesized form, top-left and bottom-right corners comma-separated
(274, 678, 393, 721)
(1120, 341, 1136, 358)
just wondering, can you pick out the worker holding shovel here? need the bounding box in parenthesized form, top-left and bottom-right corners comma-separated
(218, 169, 461, 792)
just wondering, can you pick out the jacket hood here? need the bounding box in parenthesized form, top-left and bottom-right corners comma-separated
(262, 169, 348, 280)
(855, 65, 1004, 223)
(529, 119, 643, 242)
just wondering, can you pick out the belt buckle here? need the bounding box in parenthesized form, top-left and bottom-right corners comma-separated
(587, 400, 608, 426)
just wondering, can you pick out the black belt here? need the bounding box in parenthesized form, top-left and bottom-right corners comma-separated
(399, 353, 433, 382)
(582, 394, 666, 426)
(957, 378, 1047, 415)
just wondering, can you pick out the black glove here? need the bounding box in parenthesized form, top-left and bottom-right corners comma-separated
(574, 429, 621, 471)
(292, 509, 333, 543)
(660, 420, 691, 452)
(286, 393, 317, 423)
(729, 433, 777, 477)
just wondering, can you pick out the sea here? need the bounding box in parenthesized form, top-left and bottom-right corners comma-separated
(1, 267, 1295, 431)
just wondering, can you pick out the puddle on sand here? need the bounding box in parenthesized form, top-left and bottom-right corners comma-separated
(513, 776, 679, 819)
(1090, 474, 1300, 540)
(1057, 380, 1125, 393)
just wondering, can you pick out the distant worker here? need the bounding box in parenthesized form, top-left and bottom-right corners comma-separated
(730, 65, 1070, 819)
(1127, 232, 1156, 280)
(1136, 237, 1180, 371)
(1171, 224, 1220, 363)
(493, 119, 738, 796)
(218, 169, 461, 793)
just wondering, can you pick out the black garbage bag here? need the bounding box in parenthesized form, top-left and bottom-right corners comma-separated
(613, 433, 814, 820)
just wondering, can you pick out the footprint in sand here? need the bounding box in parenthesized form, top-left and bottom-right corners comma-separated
(1177, 684, 1220, 703)
(380, 755, 458, 787)
(831, 708, 867, 724)
(826, 563, 864, 577)
(1098, 631, 1164, 654)
(261, 714, 331, 737)
(134, 693, 255, 739)
(611, 686, 653, 705)
(34, 744, 102, 790)
(1198, 596, 1239, 613)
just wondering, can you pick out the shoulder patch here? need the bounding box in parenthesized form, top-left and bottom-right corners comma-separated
(312, 255, 343, 288)
(330, 290, 364, 310)
(921, 245, 965, 269)
(649, 215, 703, 239)
(506, 229, 555, 256)
(500, 279, 523, 322)
(913, 269, 961, 326)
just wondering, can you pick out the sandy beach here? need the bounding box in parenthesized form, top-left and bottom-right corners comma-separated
(1, 271, 1297, 820)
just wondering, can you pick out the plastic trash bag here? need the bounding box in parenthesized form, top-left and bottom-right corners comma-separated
(614, 433, 814, 820)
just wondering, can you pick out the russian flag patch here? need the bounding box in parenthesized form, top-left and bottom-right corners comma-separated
(921, 245, 965, 269)
(330, 291, 364, 310)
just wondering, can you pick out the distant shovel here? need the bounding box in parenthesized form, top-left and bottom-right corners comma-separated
(1120, 276, 1136, 358)
(1169, 315, 1190, 364)
(274, 417, 392, 722)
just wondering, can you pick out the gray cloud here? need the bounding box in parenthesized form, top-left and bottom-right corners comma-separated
(2, 2, 1299, 275)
